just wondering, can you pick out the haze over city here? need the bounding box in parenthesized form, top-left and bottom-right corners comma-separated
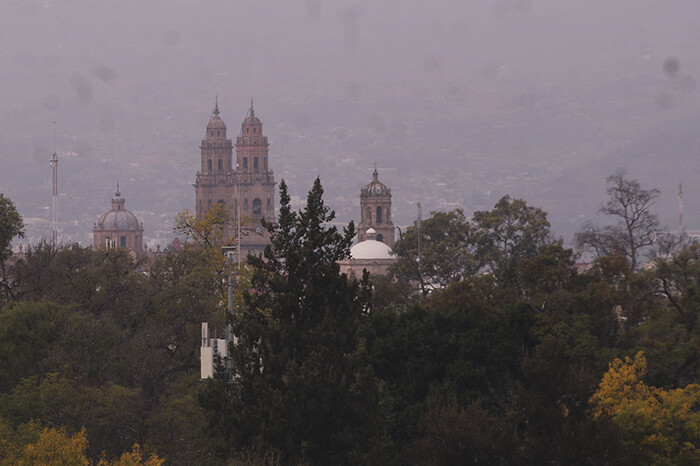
(1, 0, 699, 248)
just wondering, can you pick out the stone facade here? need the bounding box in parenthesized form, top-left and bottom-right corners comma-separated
(194, 100, 275, 257)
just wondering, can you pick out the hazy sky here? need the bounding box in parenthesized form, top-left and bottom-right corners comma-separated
(2, 0, 700, 245)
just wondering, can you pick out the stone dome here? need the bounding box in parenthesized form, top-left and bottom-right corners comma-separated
(349, 239, 394, 260)
(207, 103, 227, 130)
(243, 98, 262, 126)
(361, 169, 390, 196)
(95, 188, 142, 232)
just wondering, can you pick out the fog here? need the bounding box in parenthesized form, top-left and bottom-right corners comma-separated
(1, 0, 699, 248)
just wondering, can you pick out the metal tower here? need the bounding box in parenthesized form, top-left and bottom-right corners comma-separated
(50, 151, 58, 247)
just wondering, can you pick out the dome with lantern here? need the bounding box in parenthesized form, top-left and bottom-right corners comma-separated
(361, 169, 391, 196)
(93, 184, 144, 252)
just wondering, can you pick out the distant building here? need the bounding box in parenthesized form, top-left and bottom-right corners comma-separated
(193, 99, 275, 257)
(339, 227, 396, 277)
(93, 185, 144, 252)
(357, 169, 395, 248)
(200, 322, 233, 380)
(339, 169, 398, 276)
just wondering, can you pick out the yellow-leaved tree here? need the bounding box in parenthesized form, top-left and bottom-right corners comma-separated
(14, 427, 89, 466)
(591, 352, 700, 465)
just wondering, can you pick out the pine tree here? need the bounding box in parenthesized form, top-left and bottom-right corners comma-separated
(201, 178, 389, 464)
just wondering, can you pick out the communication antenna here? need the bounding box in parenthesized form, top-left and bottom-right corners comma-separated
(417, 202, 422, 272)
(678, 181, 684, 234)
(50, 123, 58, 247)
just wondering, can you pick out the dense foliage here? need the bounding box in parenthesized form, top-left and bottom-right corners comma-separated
(1, 176, 699, 464)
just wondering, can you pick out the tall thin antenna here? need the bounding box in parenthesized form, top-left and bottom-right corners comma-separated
(50, 121, 58, 247)
(50, 151, 58, 247)
(417, 202, 422, 292)
(678, 181, 684, 234)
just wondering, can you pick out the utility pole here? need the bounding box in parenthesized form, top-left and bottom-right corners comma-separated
(222, 245, 238, 382)
(50, 151, 58, 247)
(417, 202, 423, 295)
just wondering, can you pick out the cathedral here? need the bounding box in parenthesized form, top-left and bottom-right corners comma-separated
(194, 100, 276, 257)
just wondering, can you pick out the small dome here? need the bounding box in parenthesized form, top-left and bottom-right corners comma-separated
(361, 169, 390, 196)
(208, 114, 226, 130)
(207, 100, 227, 130)
(350, 240, 394, 260)
(95, 189, 142, 232)
(243, 98, 262, 126)
(97, 209, 141, 230)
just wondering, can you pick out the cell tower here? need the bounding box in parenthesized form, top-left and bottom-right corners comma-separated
(50, 151, 58, 247)
(678, 182, 684, 235)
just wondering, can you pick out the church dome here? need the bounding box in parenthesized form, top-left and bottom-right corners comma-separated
(207, 101, 227, 130)
(361, 169, 390, 196)
(350, 239, 394, 260)
(95, 187, 142, 232)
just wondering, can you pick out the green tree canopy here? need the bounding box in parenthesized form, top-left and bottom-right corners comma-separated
(473, 195, 553, 287)
(201, 178, 389, 464)
(0, 194, 24, 263)
(391, 208, 478, 295)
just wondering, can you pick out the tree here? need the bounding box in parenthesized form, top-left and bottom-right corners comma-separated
(472, 195, 553, 287)
(390, 209, 478, 295)
(591, 352, 700, 464)
(0, 194, 24, 263)
(14, 427, 89, 466)
(201, 178, 389, 464)
(576, 170, 660, 270)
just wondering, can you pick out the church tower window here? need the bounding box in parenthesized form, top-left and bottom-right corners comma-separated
(207, 159, 212, 172)
(253, 198, 262, 215)
(243, 157, 248, 169)
(218, 159, 223, 171)
(376, 206, 383, 224)
(254, 157, 259, 170)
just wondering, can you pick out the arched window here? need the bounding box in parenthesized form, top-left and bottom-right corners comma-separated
(210, 131, 214, 136)
(207, 159, 212, 172)
(254, 157, 259, 170)
(376, 234, 384, 243)
(217, 130, 220, 136)
(376, 206, 383, 224)
(243, 157, 248, 169)
(244, 198, 248, 210)
(253, 198, 262, 215)
(218, 159, 223, 171)
(246, 127, 249, 133)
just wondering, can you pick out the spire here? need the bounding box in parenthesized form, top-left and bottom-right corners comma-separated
(249, 98, 254, 117)
(373, 166, 379, 181)
(213, 96, 220, 116)
(115, 181, 121, 198)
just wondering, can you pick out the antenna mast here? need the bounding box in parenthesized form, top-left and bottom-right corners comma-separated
(50, 150, 58, 247)
(417, 202, 422, 292)
(679, 182, 684, 235)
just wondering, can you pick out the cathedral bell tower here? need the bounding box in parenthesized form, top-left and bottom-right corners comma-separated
(233, 99, 275, 222)
(193, 98, 276, 257)
(194, 99, 234, 217)
(358, 169, 394, 248)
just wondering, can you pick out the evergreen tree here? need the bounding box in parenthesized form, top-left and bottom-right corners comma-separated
(201, 179, 389, 464)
